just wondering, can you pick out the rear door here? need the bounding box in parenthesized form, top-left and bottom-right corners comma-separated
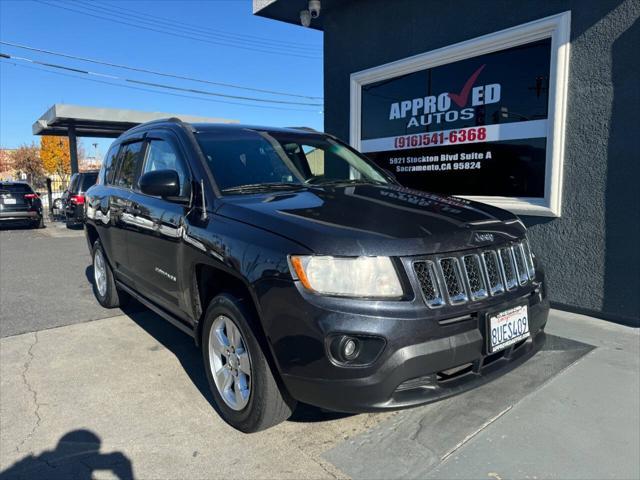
(125, 130, 192, 317)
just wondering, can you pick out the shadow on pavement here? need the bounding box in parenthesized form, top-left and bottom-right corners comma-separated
(0, 429, 133, 480)
(118, 301, 354, 425)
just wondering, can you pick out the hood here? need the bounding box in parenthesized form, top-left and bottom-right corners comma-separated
(216, 184, 526, 256)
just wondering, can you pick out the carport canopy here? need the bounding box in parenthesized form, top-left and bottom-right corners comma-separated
(33, 103, 238, 172)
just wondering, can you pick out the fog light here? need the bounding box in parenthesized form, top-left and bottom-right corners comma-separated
(343, 338, 358, 359)
(328, 334, 385, 366)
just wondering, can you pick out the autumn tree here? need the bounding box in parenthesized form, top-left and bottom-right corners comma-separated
(40, 135, 71, 176)
(12, 143, 43, 185)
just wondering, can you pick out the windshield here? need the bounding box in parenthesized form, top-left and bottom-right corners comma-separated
(195, 129, 390, 193)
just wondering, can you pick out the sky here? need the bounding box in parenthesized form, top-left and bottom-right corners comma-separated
(0, 0, 323, 158)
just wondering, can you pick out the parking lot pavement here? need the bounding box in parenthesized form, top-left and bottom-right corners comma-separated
(0, 222, 126, 338)
(1, 308, 638, 479)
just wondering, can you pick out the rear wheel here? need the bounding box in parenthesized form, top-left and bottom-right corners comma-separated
(91, 240, 128, 308)
(202, 293, 295, 432)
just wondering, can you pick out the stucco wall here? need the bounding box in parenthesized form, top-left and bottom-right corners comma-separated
(323, 0, 639, 323)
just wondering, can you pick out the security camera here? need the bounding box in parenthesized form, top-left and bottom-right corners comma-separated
(300, 9, 311, 27)
(308, 0, 321, 18)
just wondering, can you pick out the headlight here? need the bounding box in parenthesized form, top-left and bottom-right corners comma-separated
(289, 255, 403, 298)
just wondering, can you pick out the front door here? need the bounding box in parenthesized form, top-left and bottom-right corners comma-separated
(108, 140, 146, 285)
(125, 130, 191, 318)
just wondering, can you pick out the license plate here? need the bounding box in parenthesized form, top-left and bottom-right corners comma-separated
(3, 198, 16, 204)
(488, 304, 529, 353)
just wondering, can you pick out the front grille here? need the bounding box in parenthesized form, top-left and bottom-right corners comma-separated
(413, 239, 534, 308)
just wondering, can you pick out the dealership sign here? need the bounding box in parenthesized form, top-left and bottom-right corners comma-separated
(350, 13, 571, 216)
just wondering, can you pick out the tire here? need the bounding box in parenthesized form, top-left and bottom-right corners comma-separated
(91, 240, 129, 308)
(202, 293, 296, 432)
(36, 215, 45, 229)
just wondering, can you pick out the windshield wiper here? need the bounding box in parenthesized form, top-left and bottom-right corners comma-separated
(221, 182, 304, 194)
(305, 178, 386, 187)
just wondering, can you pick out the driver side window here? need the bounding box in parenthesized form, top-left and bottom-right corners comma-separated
(142, 139, 189, 196)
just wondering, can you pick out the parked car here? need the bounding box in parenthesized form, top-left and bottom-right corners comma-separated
(0, 181, 44, 228)
(84, 119, 549, 432)
(61, 171, 98, 227)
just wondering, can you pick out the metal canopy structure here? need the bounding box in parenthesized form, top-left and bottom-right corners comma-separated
(33, 104, 238, 173)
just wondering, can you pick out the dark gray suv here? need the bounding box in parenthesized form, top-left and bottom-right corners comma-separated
(85, 119, 549, 432)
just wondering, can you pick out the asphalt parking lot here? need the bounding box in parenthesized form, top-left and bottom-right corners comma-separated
(1, 222, 639, 479)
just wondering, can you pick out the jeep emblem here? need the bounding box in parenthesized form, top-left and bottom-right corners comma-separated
(472, 232, 495, 244)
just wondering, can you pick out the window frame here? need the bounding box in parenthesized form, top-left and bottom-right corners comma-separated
(112, 139, 147, 191)
(100, 143, 121, 186)
(137, 129, 193, 201)
(349, 12, 571, 217)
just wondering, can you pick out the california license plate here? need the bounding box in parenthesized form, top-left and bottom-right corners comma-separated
(3, 198, 16, 204)
(488, 304, 529, 353)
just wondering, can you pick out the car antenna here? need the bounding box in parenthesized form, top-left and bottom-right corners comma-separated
(200, 179, 207, 220)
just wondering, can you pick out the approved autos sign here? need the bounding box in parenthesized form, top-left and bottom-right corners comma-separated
(360, 38, 552, 199)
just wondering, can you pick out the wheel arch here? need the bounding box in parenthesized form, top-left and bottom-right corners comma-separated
(192, 263, 290, 396)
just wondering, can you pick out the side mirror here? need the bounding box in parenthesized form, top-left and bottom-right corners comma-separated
(139, 169, 180, 198)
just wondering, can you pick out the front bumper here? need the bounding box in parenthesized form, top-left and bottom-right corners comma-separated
(264, 271, 549, 413)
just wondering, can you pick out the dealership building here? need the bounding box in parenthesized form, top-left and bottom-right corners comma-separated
(254, 0, 639, 325)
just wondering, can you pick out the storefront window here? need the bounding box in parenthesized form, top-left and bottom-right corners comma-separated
(350, 13, 570, 216)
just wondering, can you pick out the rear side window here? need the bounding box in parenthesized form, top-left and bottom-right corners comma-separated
(101, 145, 120, 185)
(80, 173, 98, 191)
(115, 141, 145, 189)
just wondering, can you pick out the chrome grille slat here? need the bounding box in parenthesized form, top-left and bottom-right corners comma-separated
(463, 254, 488, 300)
(413, 260, 445, 308)
(413, 240, 534, 308)
(512, 244, 529, 285)
(438, 258, 468, 304)
(482, 250, 505, 295)
(522, 239, 535, 278)
(499, 247, 518, 290)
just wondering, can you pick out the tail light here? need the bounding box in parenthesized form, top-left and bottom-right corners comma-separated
(70, 194, 85, 205)
(24, 193, 39, 200)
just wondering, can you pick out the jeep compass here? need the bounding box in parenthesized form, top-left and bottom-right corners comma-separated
(84, 119, 549, 432)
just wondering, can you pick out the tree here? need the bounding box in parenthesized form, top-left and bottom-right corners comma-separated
(40, 135, 71, 176)
(12, 143, 43, 185)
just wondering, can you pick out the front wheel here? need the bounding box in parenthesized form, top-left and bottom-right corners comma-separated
(91, 240, 128, 308)
(202, 293, 296, 432)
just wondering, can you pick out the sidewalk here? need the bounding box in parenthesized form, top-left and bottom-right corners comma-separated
(0, 309, 638, 479)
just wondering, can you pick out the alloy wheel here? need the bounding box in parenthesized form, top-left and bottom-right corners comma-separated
(208, 315, 252, 411)
(93, 248, 107, 297)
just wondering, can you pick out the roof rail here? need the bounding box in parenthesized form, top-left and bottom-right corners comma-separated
(137, 117, 185, 127)
(125, 117, 188, 134)
(286, 126, 318, 132)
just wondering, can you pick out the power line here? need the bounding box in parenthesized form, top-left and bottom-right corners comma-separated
(0, 51, 323, 106)
(34, 0, 322, 60)
(0, 41, 323, 100)
(74, 0, 318, 55)
(0, 60, 323, 113)
(79, 0, 322, 52)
